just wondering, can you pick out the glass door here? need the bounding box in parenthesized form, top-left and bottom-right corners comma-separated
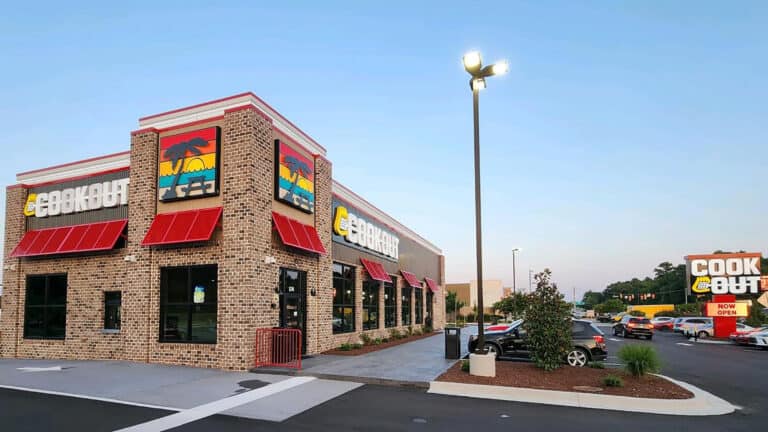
(279, 268, 307, 353)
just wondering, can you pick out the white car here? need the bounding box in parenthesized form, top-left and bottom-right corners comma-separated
(684, 322, 752, 339)
(747, 330, 768, 348)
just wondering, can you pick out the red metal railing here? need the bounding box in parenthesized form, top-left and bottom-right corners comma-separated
(254, 328, 302, 369)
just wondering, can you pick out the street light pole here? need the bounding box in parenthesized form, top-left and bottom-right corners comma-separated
(462, 51, 507, 354)
(511, 248, 520, 294)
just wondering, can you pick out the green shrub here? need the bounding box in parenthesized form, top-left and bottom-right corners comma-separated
(352, 343, 363, 350)
(654, 310, 680, 318)
(412, 328, 422, 336)
(745, 300, 767, 327)
(603, 375, 624, 387)
(389, 328, 402, 340)
(587, 361, 605, 369)
(629, 310, 646, 317)
(360, 333, 373, 345)
(339, 343, 352, 351)
(618, 344, 661, 377)
(460, 359, 470, 372)
(381, 337, 389, 343)
(524, 269, 572, 371)
(675, 302, 704, 316)
(423, 325, 433, 333)
(407, 326, 414, 336)
(372, 338, 382, 345)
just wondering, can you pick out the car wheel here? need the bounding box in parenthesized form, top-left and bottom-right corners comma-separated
(697, 331, 708, 340)
(484, 343, 501, 359)
(566, 348, 589, 367)
(620, 328, 627, 338)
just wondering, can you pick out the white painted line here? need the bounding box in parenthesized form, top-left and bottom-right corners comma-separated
(114, 377, 315, 432)
(609, 338, 623, 342)
(16, 366, 63, 372)
(0, 384, 179, 411)
(676, 343, 693, 346)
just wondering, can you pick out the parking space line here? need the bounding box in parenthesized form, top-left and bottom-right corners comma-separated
(0, 384, 179, 411)
(114, 376, 315, 432)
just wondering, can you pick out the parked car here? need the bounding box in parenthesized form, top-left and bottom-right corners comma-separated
(651, 316, 675, 331)
(685, 322, 751, 339)
(730, 326, 767, 345)
(596, 313, 614, 323)
(467, 319, 607, 367)
(612, 312, 628, 322)
(613, 316, 654, 339)
(673, 317, 711, 334)
(747, 329, 768, 349)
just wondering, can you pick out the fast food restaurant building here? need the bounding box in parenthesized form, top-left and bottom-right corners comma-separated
(0, 92, 445, 370)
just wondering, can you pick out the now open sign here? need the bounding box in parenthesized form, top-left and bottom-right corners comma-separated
(705, 302, 748, 317)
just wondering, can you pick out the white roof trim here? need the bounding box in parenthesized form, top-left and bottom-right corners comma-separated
(332, 180, 442, 255)
(17, 152, 130, 185)
(138, 94, 326, 156)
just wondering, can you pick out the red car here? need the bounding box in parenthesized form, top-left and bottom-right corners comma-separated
(730, 326, 766, 345)
(651, 317, 674, 331)
(486, 324, 511, 332)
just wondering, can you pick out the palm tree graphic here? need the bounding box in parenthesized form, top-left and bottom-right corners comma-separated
(283, 155, 312, 206)
(162, 137, 209, 200)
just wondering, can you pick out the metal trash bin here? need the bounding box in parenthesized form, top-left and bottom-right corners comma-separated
(444, 327, 461, 359)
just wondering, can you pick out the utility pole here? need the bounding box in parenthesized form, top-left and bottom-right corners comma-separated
(528, 269, 533, 292)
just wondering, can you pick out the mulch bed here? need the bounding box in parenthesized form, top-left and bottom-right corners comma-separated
(437, 361, 693, 399)
(323, 331, 440, 356)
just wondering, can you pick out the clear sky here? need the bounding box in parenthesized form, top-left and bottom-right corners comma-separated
(1, 1, 766, 300)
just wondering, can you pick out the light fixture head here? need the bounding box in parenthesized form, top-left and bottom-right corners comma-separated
(491, 60, 509, 76)
(471, 77, 486, 91)
(463, 51, 482, 74)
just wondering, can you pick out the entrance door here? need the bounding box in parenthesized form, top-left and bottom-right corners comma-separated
(279, 268, 307, 353)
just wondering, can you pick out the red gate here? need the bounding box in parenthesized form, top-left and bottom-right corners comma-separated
(254, 328, 302, 369)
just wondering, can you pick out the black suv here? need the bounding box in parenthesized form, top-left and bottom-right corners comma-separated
(467, 319, 607, 367)
(613, 316, 654, 340)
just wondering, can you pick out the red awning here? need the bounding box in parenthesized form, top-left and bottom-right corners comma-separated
(361, 258, 391, 283)
(400, 270, 422, 288)
(10, 219, 128, 258)
(142, 207, 222, 246)
(425, 277, 439, 293)
(272, 211, 326, 254)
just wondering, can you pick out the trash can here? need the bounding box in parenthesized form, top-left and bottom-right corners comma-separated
(444, 327, 461, 359)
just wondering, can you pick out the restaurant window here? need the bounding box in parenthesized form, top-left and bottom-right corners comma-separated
(415, 287, 423, 324)
(401, 287, 411, 326)
(384, 279, 396, 328)
(362, 279, 379, 330)
(333, 263, 355, 334)
(24, 274, 67, 339)
(160, 265, 217, 343)
(104, 291, 122, 331)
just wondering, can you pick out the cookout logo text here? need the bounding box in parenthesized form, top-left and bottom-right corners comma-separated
(333, 205, 399, 260)
(24, 178, 130, 218)
(687, 254, 762, 295)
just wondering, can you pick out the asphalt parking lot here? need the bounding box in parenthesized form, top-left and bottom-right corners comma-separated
(1, 326, 765, 431)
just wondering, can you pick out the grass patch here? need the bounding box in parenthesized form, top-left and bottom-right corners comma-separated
(618, 344, 661, 377)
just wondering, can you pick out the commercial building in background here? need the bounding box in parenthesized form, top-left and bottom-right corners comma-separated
(1, 92, 444, 370)
(445, 280, 503, 315)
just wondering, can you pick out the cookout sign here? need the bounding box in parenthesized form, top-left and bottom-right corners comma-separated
(24, 178, 130, 218)
(332, 203, 399, 260)
(686, 253, 763, 295)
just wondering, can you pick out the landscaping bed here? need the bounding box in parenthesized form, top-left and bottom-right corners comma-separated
(323, 331, 440, 356)
(436, 361, 693, 399)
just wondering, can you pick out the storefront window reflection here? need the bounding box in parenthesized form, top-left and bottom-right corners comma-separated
(160, 265, 217, 343)
(401, 287, 411, 326)
(362, 279, 379, 330)
(332, 263, 355, 334)
(415, 287, 423, 324)
(384, 279, 396, 328)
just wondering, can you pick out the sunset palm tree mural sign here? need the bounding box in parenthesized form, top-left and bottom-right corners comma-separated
(158, 127, 220, 201)
(275, 140, 315, 213)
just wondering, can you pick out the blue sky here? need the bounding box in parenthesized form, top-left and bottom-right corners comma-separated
(1, 1, 766, 299)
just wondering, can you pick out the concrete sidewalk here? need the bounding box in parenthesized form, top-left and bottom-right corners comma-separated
(270, 329, 474, 383)
(0, 358, 361, 422)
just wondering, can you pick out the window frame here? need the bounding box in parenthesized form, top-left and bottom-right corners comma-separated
(384, 279, 396, 328)
(103, 291, 122, 331)
(23, 273, 67, 340)
(332, 262, 356, 334)
(415, 287, 424, 324)
(159, 264, 218, 344)
(401, 287, 412, 326)
(362, 279, 380, 331)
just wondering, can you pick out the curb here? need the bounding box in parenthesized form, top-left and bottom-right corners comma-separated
(427, 374, 734, 416)
(688, 338, 733, 345)
(250, 368, 429, 389)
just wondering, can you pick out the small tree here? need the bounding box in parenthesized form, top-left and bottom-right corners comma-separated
(745, 300, 767, 327)
(524, 269, 572, 371)
(594, 298, 625, 314)
(493, 292, 531, 320)
(445, 291, 466, 322)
